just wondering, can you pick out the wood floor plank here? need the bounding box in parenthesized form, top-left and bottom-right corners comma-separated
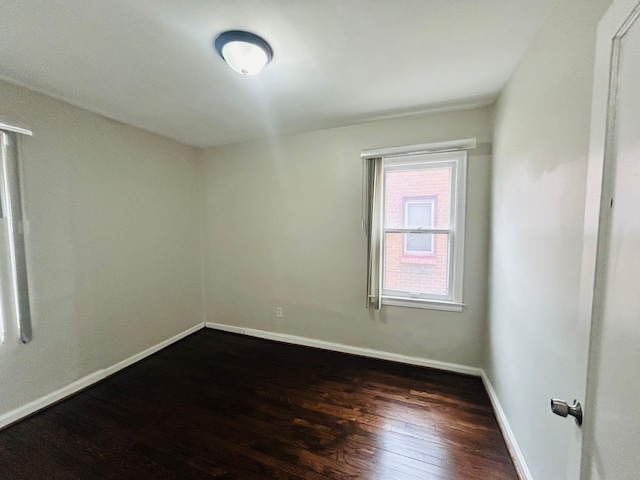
(0, 330, 518, 479)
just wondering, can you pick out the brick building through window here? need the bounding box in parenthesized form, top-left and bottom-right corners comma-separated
(383, 165, 452, 297)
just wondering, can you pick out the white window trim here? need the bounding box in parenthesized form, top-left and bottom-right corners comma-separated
(379, 150, 467, 311)
(361, 138, 476, 159)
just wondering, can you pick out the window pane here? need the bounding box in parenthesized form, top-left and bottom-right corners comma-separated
(405, 201, 434, 254)
(383, 232, 450, 297)
(406, 232, 433, 253)
(406, 201, 433, 228)
(384, 166, 452, 229)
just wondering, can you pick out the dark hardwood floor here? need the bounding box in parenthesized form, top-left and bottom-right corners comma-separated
(0, 329, 518, 479)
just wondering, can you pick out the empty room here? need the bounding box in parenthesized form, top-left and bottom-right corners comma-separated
(1, 0, 639, 479)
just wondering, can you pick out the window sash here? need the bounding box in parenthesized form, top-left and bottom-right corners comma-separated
(380, 150, 465, 305)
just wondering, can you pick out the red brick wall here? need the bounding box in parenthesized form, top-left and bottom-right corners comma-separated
(384, 167, 451, 296)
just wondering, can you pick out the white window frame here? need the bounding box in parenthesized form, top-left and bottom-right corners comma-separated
(362, 138, 472, 312)
(380, 151, 466, 311)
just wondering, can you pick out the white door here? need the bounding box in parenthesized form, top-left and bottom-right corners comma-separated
(581, 1, 640, 478)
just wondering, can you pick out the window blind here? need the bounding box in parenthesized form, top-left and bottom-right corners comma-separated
(362, 157, 382, 309)
(0, 116, 33, 343)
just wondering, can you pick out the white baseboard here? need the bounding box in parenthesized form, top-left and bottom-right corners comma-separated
(481, 371, 533, 480)
(0, 323, 204, 430)
(205, 322, 482, 377)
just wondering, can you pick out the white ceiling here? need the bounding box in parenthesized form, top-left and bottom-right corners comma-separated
(0, 0, 555, 148)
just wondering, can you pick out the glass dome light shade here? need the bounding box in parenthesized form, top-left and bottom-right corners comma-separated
(221, 41, 269, 75)
(215, 31, 273, 76)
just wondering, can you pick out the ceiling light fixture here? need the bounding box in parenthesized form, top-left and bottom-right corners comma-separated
(214, 30, 273, 76)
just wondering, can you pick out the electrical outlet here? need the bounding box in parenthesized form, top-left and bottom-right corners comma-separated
(276, 306, 283, 318)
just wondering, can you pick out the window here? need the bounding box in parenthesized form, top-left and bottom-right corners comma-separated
(362, 140, 470, 312)
(404, 198, 435, 255)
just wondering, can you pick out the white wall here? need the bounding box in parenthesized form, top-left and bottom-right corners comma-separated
(0, 80, 203, 418)
(200, 107, 492, 367)
(487, 0, 612, 479)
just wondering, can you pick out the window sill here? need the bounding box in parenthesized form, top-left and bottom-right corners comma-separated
(381, 297, 465, 312)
